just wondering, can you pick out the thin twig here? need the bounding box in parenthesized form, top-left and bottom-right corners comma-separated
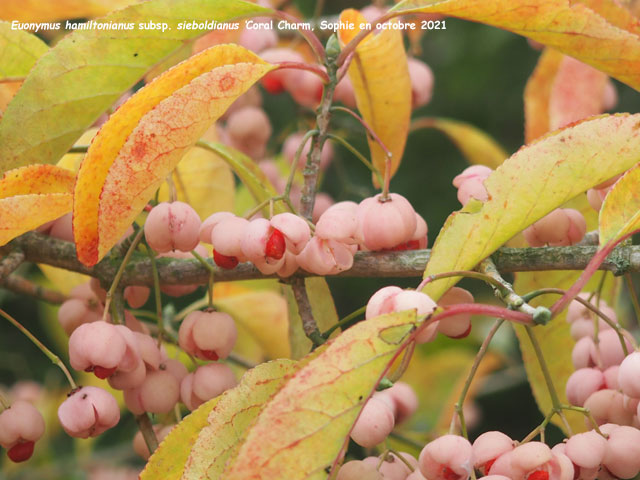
(0, 250, 25, 281)
(290, 277, 325, 347)
(0, 275, 68, 304)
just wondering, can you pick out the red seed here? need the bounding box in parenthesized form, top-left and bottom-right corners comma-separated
(265, 229, 286, 260)
(262, 75, 285, 94)
(213, 250, 239, 269)
(92, 366, 118, 379)
(7, 440, 35, 463)
(201, 350, 220, 361)
(442, 466, 460, 480)
(483, 458, 496, 475)
(528, 470, 550, 480)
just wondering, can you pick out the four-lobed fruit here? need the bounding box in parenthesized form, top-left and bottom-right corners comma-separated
(57, 386, 120, 438)
(0, 400, 45, 462)
(144, 201, 201, 253)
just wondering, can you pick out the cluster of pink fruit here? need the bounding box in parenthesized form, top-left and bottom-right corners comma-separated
(453, 165, 587, 247)
(565, 294, 640, 431)
(339, 425, 640, 480)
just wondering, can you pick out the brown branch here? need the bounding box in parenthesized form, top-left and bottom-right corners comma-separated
(290, 277, 325, 346)
(1, 274, 68, 304)
(5, 231, 640, 287)
(0, 250, 25, 281)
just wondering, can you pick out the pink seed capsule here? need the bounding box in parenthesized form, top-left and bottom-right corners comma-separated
(282, 132, 334, 171)
(437, 287, 474, 339)
(491, 441, 552, 478)
(584, 389, 634, 426)
(569, 317, 612, 341)
(336, 460, 383, 480)
(58, 386, 120, 438)
(296, 237, 355, 275)
(210, 216, 249, 264)
(419, 434, 474, 480)
(315, 201, 362, 245)
(565, 368, 605, 407)
(603, 425, 640, 478)
(593, 329, 633, 369)
(350, 396, 395, 448)
(226, 106, 272, 159)
(619, 352, 640, 399)
(180, 363, 237, 411)
(365, 286, 405, 319)
(284, 69, 324, 109)
(124, 286, 150, 309)
(587, 187, 608, 212)
(57, 298, 104, 336)
(199, 211, 235, 244)
(178, 310, 237, 361)
(270, 213, 311, 255)
(565, 430, 608, 470)
(408, 57, 435, 108)
(456, 178, 490, 205)
(472, 431, 514, 474)
(0, 400, 45, 462)
(452, 165, 493, 188)
(259, 48, 305, 94)
(144, 201, 201, 253)
(358, 193, 417, 251)
(49, 213, 74, 243)
(68, 321, 128, 379)
(523, 209, 586, 247)
(124, 369, 180, 415)
(383, 381, 419, 424)
(572, 336, 596, 369)
(603, 365, 620, 390)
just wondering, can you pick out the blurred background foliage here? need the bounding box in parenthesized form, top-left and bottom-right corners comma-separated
(2, 0, 640, 478)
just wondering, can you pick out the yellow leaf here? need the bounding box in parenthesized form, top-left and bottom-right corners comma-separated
(215, 287, 291, 360)
(423, 114, 640, 301)
(73, 44, 275, 266)
(413, 117, 508, 169)
(0, 165, 75, 246)
(140, 396, 222, 480)
(182, 359, 297, 480)
(158, 146, 235, 220)
(525, 49, 608, 143)
(391, 0, 640, 92)
(223, 310, 418, 480)
(338, 9, 411, 184)
(0, 21, 47, 79)
(599, 164, 640, 246)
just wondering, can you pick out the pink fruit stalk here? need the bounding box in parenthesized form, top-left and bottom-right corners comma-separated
(58, 386, 120, 438)
(144, 201, 201, 253)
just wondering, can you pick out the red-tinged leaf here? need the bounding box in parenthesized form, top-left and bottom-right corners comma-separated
(222, 310, 418, 480)
(73, 44, 275, 266)
(0, 165, 75, 246)
(390, 0, 640, 92)
(525, 49, 608, 143)
(0, 0, 270, 173)
(422, 114, 640, 301)
(180, 359, 297, 480)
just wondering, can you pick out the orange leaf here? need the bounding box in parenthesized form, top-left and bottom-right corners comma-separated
(391, 0, 640, 92)
(73, 44, 274, 266)
(338, 9, 411, 184)
(525, 49, 608, 143)
(0, 164, 75, 246)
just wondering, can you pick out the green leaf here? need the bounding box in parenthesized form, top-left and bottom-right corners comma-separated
(599, 164, 640, 247)
(0, 0, 270, 173)
(0, 21, 48, 79)
(423, 114, 640, 301)
(182, 359, 297, 480)
(412, 117, 508, 169)
(223, 310, 418, 479)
